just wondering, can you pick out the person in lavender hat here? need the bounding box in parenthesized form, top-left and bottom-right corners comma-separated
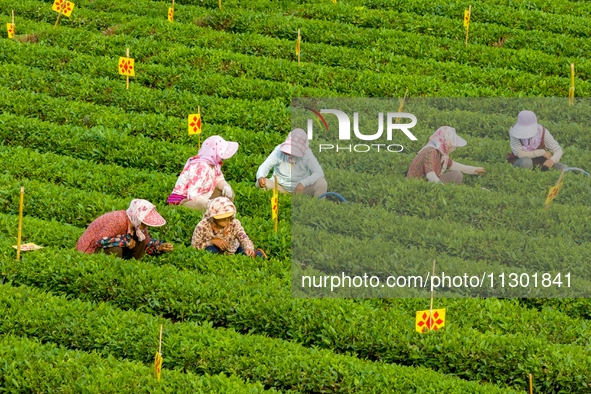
(256, 128, 327, 197)
(507, 110, 567, 171)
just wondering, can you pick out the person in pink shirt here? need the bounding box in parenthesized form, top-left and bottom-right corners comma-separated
(76, 199, 173, 259)
(167, 136, 239, 210)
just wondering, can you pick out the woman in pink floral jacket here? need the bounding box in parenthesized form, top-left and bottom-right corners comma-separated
(167, 136, 239, 211)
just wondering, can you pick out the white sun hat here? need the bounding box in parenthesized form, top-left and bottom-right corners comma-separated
(510, 110, 539, 139)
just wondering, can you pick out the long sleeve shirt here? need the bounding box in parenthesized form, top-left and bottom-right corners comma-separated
(510, 129, 563, 163)
(407, 147, 454, 179)
(256, 145, 324, 193)
(75, 210, 163, 255)
(171, 160, 225, 201)
(191, 218, 254, 254)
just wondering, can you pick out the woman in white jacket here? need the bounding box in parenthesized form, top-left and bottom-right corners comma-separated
(256, 128, 327, 197)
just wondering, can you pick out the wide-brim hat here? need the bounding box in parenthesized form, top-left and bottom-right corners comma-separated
(454, 133, 467, 148)
(213, 212, 234, 220)
(510, 110, 539, 139)
(279, 128, 309, 158)
(280, 143, 305, 157)
(220, 141, 239, 159)
(141, 208, 166, 227)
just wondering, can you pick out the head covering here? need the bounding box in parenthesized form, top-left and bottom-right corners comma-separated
(280, 128, 309, 158)
(203, 197, 236, 222)
(510, 111, 540, 139)
(185, 136, 239, 175)
(418, 126, 467, 174)
(126, 199, 166, 241)
(510, 111, 544, 151)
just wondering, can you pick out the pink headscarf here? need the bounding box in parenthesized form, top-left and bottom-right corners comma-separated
(203, 197, 237, 222)
(126, 199, 166, 241)
(184, 136, 239, 175)
(519, 126, 544, 151)
(280, 129, 309, 158)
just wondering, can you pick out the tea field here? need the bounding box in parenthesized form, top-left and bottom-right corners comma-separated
(1, 0, 591, 392)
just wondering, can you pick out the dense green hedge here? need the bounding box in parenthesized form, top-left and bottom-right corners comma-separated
(0, 336, 269, 393)
(0, 173, 291, 258)
(323, 167, 591, 243)
(5, 0, 584, 95)
(0, 87, 284, 153)
(3, 17, 577, 99)
(293, 195, 590, 278)
(2, 210, 590, 346)
(0, 284, 514, 393)
(1, 238, 590, 392)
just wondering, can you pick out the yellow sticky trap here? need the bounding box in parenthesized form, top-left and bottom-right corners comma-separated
(271, 193, 278, 219)
(12, 243, 44, 252)
(416, 309, 446, 332)
(188, 114, 202, 135)
(7, 23, 14, 38)
(168, 7, 174, 22)
(118, 57, 135, 76)
(52, 0, 75, 17)
(154, 351, 163, 380)
(463, 9, 470, 27)
(545, 181, 564, 206)
(295, 38, 300, 56)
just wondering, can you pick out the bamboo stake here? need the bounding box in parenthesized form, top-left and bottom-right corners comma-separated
(16, 186, 24, 260)
(569, 63, 575, 106)
(273, 174, 278, 233)
(11, 9, 14, 25)
(465, 5, 471, 46)
(395, 88, 409, 123)
(198, 106, 201, 150)
(158, 324, 163, 355)
(529, 373, 533, 394)
(54, 0, 66, 29)
(429, 259, 436, 329)
(219, 0, 222, 9)
(297, 29, 301, 67)
(126, 47, 130, 90)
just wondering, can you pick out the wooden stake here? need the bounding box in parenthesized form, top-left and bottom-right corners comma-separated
(465, 5, 471, 46)
(54, 1, 67, 29)
(198, 106, 201, 150)
(297, 29, 301, 67)
(11, 9, 14, 25)
(395, 88, 409, 123)
(126, 47, 130, 90)
(529, 373, 533, 394)
(158, 324, 163, 355)
(429, 259, 436, 328)
(274, 174, 278, 233)
(569, 63, 575, 106)
(16, 186, 24, 261)
(219, 0, 222, 9)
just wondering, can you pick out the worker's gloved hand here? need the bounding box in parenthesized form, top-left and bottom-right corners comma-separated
(222, 185, 234, 199)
